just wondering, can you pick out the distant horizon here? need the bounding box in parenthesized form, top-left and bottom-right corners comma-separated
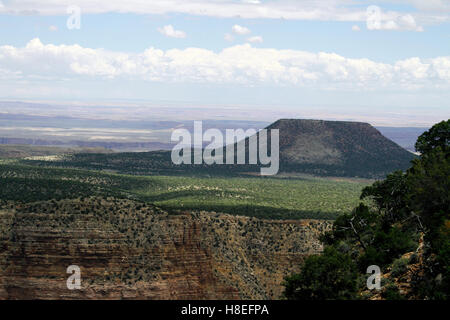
(0, 99, 444, 127)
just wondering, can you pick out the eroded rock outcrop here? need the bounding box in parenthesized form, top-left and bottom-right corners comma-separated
(0, 197, 330, 300)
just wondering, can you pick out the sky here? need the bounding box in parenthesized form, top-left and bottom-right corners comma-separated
(0, 0, 449, 123)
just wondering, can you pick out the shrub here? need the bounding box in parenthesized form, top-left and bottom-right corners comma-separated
(382, 283, 404, 300)
(283, 246, 358, 300)
(391, 258, 409, 278)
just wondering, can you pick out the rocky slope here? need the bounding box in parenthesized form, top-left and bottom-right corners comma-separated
(0, 197, 330, 300)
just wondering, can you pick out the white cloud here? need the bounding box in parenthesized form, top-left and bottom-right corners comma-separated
(232, 24, 251, 35)
(352, 25, 361, 31)
(0, 0, 446, 27)
(157, 25, 186, 38)
(0, 1, 446, 30)
(366, 6, 424, 31)
(224, 33, 234, 42)
(247, 36, 263, 43)
(241, 0, 261, 4)
(1, 39, 449, 91)
(387, 0, 450, 12)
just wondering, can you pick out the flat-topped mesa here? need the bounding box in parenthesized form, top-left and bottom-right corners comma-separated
(263, 118, 415, 178)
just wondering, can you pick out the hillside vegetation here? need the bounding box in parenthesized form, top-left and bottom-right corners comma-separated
(283, 120, 449, 300)
(269, 119, 415, 177)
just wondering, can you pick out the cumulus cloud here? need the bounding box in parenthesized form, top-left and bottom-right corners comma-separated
(157, 25, 186, 38)
(366, 6, 424, 31)
(232, 24, 251, 35)
(1, 39, 449, 91)
(247, 36, 263, 43)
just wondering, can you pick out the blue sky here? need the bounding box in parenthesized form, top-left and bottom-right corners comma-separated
(2, 12, 449, 61)
(0, 0, 449, 124)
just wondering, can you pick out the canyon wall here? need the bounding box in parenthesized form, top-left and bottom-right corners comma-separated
(0, 198, 330, 300)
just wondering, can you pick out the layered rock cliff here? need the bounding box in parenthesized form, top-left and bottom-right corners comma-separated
(0, 197, 330, 300)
